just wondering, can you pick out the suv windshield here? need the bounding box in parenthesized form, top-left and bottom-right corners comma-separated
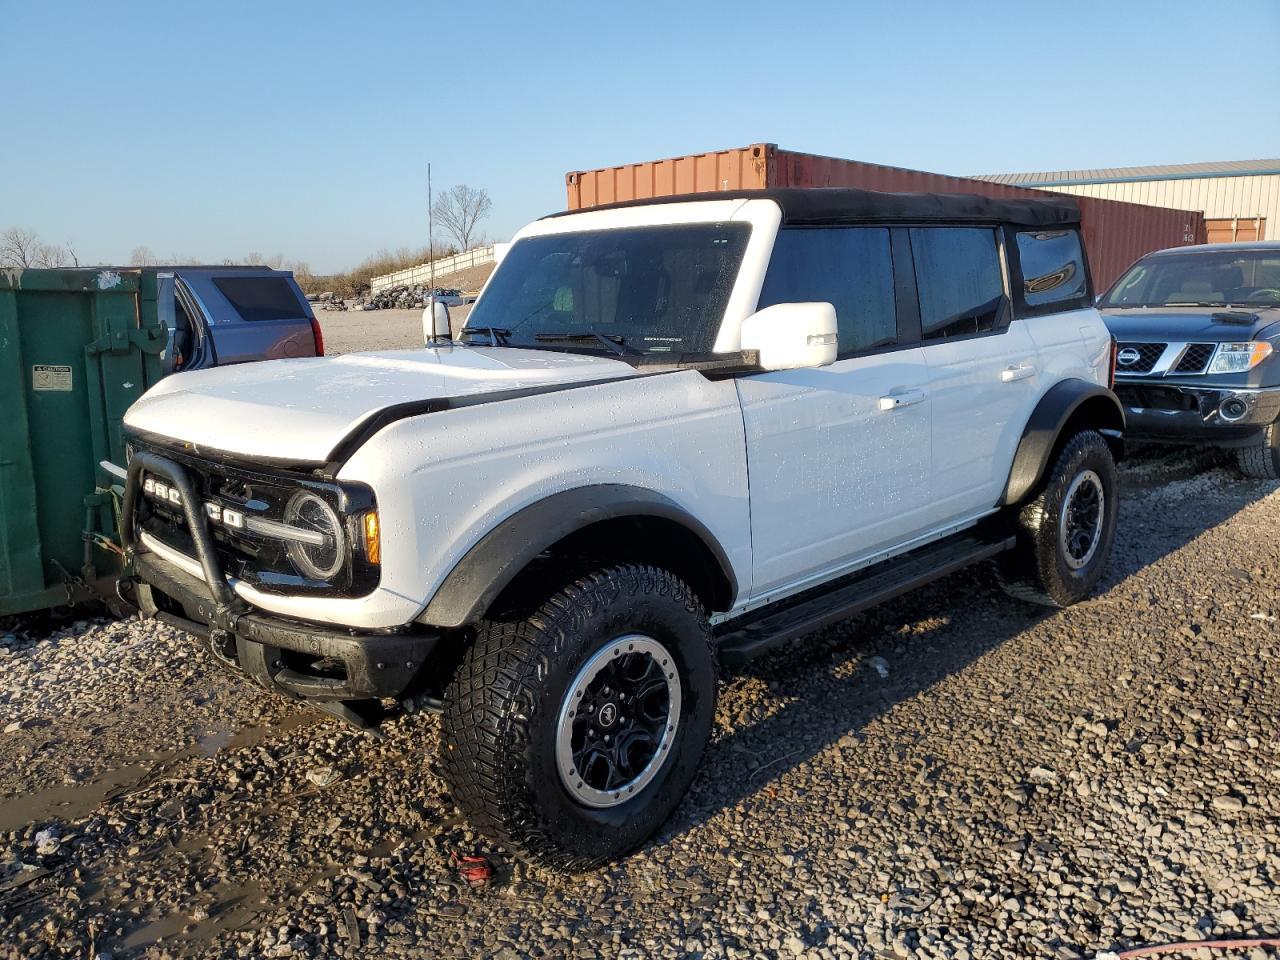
(462, 223, 751, 356)
(1102, 249, 1280, 309)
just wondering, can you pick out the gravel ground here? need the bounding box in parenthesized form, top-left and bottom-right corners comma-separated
(1, 445, 1278, 960)
(319, 304, 474, 356)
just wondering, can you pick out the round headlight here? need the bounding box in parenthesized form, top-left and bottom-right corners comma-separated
(285, 492, 345, 580)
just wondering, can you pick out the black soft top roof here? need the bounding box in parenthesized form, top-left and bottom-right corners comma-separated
(548, 187, 1081, 228)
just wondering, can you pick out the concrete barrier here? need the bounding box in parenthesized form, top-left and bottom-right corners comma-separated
(370, 245, 496, 294)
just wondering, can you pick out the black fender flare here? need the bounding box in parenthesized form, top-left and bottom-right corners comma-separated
(1001, 379, 1125, 506)
(417, 484, 739, 628)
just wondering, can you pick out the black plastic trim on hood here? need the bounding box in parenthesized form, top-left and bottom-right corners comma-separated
(127, 372, 654, 478)
(320, 355, 774, 472)
(129, 353, 768, 480)
(320, 373, 649, 472)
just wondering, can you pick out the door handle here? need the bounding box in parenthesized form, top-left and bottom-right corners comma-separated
(1000, 364, 1036, 383)
(877, 389, 926, 412)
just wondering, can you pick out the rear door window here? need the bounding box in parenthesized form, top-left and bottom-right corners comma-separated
(213, 277, 309, 322)
(909, 227, 1005, 340)
(1016, 229, 1088, 309)
(758, 227, 897, 355)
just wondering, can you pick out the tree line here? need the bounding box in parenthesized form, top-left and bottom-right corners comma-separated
(1, 183, 493, 299)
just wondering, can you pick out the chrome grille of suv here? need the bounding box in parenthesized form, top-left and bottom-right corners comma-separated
(1172, 343, 1215, 374)
(1115, 342, 1166, 374)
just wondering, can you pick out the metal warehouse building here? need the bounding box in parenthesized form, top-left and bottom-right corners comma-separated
(974, 159, 1280, 244)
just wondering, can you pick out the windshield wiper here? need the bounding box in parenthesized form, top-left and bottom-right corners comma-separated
(532, 331, 642, 356)
(459, 326, 510, 346)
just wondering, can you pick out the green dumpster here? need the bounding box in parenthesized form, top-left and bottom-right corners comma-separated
(0, 268, 167, 616)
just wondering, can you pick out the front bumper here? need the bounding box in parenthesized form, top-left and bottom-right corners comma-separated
(1114, 381, 1280, 445)
(136, 552, 437, 702)
(123, 451, 439, 708)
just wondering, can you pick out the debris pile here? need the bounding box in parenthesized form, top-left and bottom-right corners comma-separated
(352, 286, 463, 312)
(306, 291, 347, 312)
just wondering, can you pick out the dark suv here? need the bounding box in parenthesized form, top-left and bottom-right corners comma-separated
(1100, 242, 1280, 478)
(157, 267, 323, 372)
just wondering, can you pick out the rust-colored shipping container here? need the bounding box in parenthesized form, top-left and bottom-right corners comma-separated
(565, 144, 1206, 290)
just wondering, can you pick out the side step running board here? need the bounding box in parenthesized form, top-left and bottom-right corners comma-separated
(716, 533, 1015, 665)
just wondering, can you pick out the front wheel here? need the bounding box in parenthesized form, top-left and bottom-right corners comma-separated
(1235, 422, 1280, 480)
(997, 429, 1119, 608)
(440, 565, 717, 872)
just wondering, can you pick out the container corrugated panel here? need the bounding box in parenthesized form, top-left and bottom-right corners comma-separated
(0, 268, 167, 616)
(1072, 196, 1203, 290)
(566, 144, 1206, 290)
(566, 145, 769, 208)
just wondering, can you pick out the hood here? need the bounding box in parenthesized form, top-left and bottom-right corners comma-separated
(124, 346, 634, 463)
(1102, 305, 1280, 342)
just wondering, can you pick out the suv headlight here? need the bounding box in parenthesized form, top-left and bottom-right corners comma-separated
(1208, 341, 1273, 374)
(284, 491, 345, 579)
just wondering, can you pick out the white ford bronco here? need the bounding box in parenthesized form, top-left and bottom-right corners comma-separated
(121, 188, 1124, 870)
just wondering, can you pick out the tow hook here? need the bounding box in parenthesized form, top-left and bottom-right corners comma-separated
(209, 628, 238, 666)
(115, 575, 140, 609)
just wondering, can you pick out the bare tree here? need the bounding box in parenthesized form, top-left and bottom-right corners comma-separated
(432, 185, 492, 251)
(0, 228, 84, 268)
(32, 243, 66, 268)
(130, 246, 157, 267)
(1, 227, 43, 268)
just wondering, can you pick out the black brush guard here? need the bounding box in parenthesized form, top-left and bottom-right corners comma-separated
(122, 451, 437, 723)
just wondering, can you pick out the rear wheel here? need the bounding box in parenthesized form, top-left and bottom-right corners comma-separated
(997, 430, 1118, 608)
(1235, 422, 1280, 480)
(440, 564, 716, 872)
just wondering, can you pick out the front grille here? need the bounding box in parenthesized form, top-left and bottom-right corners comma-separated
(1115, 342, 1166, 374)
(130, 439, 378, 598)
(139, 469, 280, 586)
(1172, 343, 1215, 374)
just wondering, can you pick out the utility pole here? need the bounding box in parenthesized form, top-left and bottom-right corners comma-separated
(427, 162, 435, 294)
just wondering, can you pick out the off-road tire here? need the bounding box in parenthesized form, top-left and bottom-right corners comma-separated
(440, 564, 717, 872)
(1235, 422, 1280, 480)
(996, 430, 1118, 608)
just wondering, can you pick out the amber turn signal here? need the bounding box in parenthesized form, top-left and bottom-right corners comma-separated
(363, 511, 381, 564)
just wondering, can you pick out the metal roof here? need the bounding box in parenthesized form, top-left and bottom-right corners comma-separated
(971, 159, 1280, 188)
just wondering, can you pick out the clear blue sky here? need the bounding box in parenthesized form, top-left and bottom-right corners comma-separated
(4, 0, 1278, 274)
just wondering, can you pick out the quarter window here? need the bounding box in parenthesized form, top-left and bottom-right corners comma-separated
(758, 227, 897, 355)
(909, 228, 1005, 340)
(1016, 229, 1087, 308)
(213, 277, 309, 322)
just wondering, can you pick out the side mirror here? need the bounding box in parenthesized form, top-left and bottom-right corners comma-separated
(739, 302, 838, 371)
(423, 298, 452, 345)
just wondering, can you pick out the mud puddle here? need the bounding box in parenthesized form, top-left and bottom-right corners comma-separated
(0, 709, 318, 834)
(120, 879, 269, 954)
(0, 765, 150, 833)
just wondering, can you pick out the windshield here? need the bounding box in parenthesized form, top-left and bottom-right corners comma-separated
(1102, 249, 1280, 308)
(462, 222, 751, 355)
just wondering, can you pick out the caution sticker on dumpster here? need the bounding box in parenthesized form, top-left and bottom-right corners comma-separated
(32, 365, 73, 392)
